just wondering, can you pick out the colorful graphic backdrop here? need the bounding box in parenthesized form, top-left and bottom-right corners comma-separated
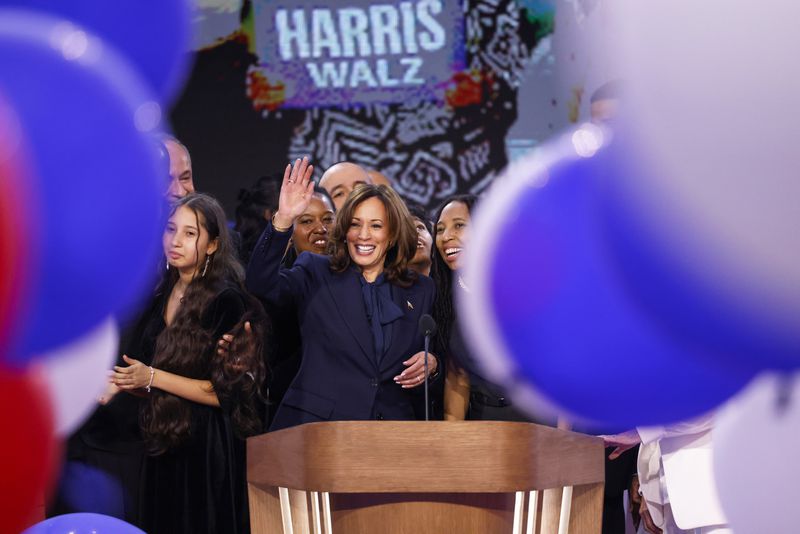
(174, 0, 575, 212)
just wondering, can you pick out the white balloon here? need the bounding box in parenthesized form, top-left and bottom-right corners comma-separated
(604, 0, 800, 346)
(713, 372, 800, 534)
(40, 318, 119, 436)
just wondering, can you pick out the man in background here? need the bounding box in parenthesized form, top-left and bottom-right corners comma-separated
(162, 135, 195, 202)
(318, 161, 372, 211)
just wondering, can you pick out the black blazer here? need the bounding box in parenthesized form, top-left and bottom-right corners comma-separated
(247, 223, 435, 431)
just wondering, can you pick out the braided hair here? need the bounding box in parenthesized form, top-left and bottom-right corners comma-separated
(430, 194, 478, 361)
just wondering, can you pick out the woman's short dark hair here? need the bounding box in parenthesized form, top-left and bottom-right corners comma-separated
(313, 184, 336, 213)
(328, 184, 417, 287)
(406, 202, 433, 234)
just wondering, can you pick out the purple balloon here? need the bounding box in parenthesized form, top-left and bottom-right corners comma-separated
(459, 127, 756, 427)
(0, 11, 166, 362)
(0, 0, 193, 103)
(599, 135, 800, 370)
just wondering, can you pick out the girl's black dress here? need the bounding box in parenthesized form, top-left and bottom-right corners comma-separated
(137, 284, 255, 534)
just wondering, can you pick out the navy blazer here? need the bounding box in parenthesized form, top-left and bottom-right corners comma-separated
(247, 222, 436, 431)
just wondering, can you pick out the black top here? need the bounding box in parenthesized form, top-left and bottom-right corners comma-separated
(447, 282, 539, 423)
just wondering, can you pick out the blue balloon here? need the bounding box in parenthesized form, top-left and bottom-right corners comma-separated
(0, 0, 193, 103)
(460, 129, 756, 427)
(599, 142, 800, 371)
(24, 513, 144, 534)
(0, 11, 165, 362)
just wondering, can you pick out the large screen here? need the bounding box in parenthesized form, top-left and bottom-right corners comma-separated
(174, 0, 589, 214)
(250, 0, 465, 108)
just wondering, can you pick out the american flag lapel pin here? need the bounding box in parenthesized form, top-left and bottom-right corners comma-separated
(407, 300, 414, 310)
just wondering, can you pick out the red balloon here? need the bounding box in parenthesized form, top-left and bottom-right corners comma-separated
(0, 368, 58, 534)
(0, 94, 35, 358)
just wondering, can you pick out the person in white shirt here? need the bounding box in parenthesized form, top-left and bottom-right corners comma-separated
(604, 413, 731, 534)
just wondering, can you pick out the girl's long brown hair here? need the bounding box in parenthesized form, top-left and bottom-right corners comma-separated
(328, 184, 417, 287)
(141, 193, 267, 455)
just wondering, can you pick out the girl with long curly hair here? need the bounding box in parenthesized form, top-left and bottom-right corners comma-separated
(112, 193, 266, 533)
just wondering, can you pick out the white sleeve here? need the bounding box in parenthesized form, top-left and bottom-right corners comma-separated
(637, 411, 716, 445)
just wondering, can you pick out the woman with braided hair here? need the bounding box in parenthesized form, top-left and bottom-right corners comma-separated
(432, 194, 533, 422)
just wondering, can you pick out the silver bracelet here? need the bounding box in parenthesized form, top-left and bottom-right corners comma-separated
(146, 366, 155, 392)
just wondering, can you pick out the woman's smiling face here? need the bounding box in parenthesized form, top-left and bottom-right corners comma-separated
(293, 194, 335, 255)
(435, 200, 470, 271)
(346, 196, 391, 276)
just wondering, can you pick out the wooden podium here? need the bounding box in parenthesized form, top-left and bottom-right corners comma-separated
(247, 421, 604, 534)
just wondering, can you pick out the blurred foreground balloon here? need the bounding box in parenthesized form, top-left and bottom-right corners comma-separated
(0, 369, 57, 534)
(0, 0, 193, 103)
(459, 126, 755, 428)
(713, 372, 800, 534)
(594, 1, 800, 369)
(40, 318, 119, 436)
(50, 463, 125, 519)
(0, 94, 34, 355)
(0, 10, 165, 362)
(24, 513, 145, 534)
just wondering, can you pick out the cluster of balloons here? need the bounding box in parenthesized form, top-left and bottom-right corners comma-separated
(460, 1, 800, 530)
(461, 2, 800, 423)
(459, 129, 758, 430)
(459, 130, 758, 430)
(0, 1, 191, 532)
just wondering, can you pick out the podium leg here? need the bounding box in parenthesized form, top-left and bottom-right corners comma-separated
(566, 483, 603, 534)
(537, 483, 602, 534)
(541, 487, 564, 533)
(249, 485, 331, 534)
(526, 490, 541, 534)
(248, 484, 283, 534)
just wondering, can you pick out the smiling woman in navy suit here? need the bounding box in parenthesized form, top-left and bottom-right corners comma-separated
(247, 158, 438, 431)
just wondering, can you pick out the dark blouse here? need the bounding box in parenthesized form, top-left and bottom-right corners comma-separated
(359, 273, 403, 365)
(448, 282, 535, 423)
